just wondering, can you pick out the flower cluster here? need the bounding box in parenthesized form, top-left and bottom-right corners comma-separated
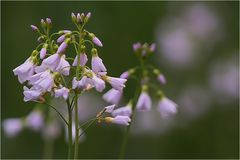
(13, 13, 127, 107)
(103, 42, 177, 119)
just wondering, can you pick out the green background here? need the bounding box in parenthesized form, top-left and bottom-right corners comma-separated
(1, 1, 239, 159)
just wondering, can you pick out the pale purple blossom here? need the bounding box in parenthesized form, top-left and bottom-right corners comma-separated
(112, 104, 132, 117)
(40, 48, 47, 59)
(23, 86, 42, 102)
(13, 58, 35, 84)
(104, 104, 115, 113)
(57, 35, 66, 43)
(73, 53, 88, 67)
(150, 43, 156, 52)
(92, 36, 103, 47)
(136, 92, 152, 111)
(133, 42, 141, 51)
(157, 74, 166, 85)
(91, 55, 106, 73)
(106, 77, 127, 91)
(103, 88, 122, 104)
(46, 18, 52, 25)
(77, 13, 82, 23)
(29, 70, 55, 92)
(86, 12, 91, 19)
(108, 116, 131, 126)
(120, 71, 130, 79)
(30, 25, 38, 31)
(157, 97, 177, 118)
(26, 110, 44, 131)
(43, 54, 70, 75)
(56, 41, 68, 54)
(92, 75, 105, 92)
(72, 76, 93, 90)
(3, 118, 23, 137)
(54, 87, 69, 100)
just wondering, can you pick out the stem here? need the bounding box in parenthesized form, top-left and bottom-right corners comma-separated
(118, 85, 141, 159)
(42, 138, 54, 159)
(67, 99, 73, 159)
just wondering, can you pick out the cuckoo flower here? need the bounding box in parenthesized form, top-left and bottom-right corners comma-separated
(54, 87, 69, 100)
(104, 104, 116, 113)
(2, 118, 24, 138)
(104, 76, 127, 91)
(103, 88, 122, 104)
(112, 104, 132, 117)
(136, 91, 152, 111)
(72, 53, 88, 67)
(23, 86, 42, 102)
(157, 97, 177, 118)
(25, 110, 44, 131)
(91, 49, 106, 73)
(13, 57, 35, 84)
(105, 116, 131, 126)
(92, 74, 105, 92)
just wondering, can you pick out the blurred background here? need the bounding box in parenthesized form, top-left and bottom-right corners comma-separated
(1, 1, 239, 159)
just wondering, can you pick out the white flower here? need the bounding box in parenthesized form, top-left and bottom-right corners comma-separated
(103, 88, 122, 104)
(136, 92, 152, 111)
(157, 97, 177, 118)
(54, 87, 69, 100)
(13, 57, 35, 83)
(112, 104, 132, 117)
(2, 118, 23, 137)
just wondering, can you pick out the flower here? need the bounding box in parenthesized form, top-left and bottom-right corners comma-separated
(29, 70, 55, 92)
(120, 71, 130, 79)
(157, 74, 166, 85)
(133, 42, 141, 51)
(157, 97, 177, 118)
(105, 116, 131, 126)
(92, 75, 105, 92)
(57, 35, 66, 43)
(54, 87, 69, 100)
(73, 53, 88, 67)
(46, 18, 52, 25)
(104, 104, 115, 113)
(112, 104, 132, 117)
(136, 92, 152, 111)
(23, 86, 42, 102)
(13, 57, 35, 84)
(56, 41, 68, 54)
(149, 43, 156, 52)
(72, 76, 93, 90)
(103, 88, 122, 104)
(25, 110, 44, 131)
(91, 54, 106, 73)
(43, 54, 70, 75)
(105, 76, 127, 91)
(30, 25, 38, 31)
(40, 47, 47, 59)
(2, 118, 23, 137)
(92, 36, 103, 47)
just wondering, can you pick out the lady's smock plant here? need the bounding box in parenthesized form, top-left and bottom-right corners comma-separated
(12, 12, 128, 159)
(102, 42, 178, 158)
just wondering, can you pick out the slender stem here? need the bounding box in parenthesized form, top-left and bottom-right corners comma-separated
(67, 99, 73, 159)
(44, 102, 69, 126)
(118, 85, 141, 159)
(74, 92, 79, 159)
(42, 138, 54, 159)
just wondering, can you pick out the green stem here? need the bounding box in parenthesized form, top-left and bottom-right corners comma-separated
(67, 99, 73, 159)
(118, 85, 141, 159)
(43, 138, 54, 159)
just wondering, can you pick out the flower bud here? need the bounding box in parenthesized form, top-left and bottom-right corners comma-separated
(85, 12, 91, 22)
(31, 50, 39, 57)
(46, 18, 52, 27)
(30, 25, 38, 32)
(71, 12, 77, 22)
(91, 48, 98, 56)
(77, 13, 82, 23)
(40, 19, 46, 28)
